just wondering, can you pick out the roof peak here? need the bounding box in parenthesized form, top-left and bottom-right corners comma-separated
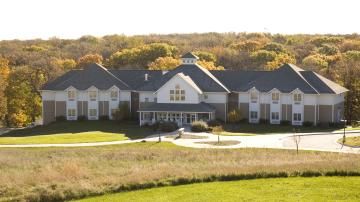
(181, 52, 199, 59)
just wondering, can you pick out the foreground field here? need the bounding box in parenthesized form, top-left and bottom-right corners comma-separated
(76, 177, 360, 202)
(0, 121, 154, 144)
(0, 142, 360, 201)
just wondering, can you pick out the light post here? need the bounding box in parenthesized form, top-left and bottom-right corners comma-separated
(340, 119, 347, 149)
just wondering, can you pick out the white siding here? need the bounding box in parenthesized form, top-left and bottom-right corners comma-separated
(239, 93, 249, 103)
(120, 91, 131, 102)
(202, 93, 227, 103)
(157, 75, 200, 104)
(41, 91, 55, 100)
(304, 94, 317, 105)
(140, 92, 156, 102)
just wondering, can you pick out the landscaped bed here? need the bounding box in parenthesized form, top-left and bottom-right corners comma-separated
(74, 176, 360, 202)
(0, 142, 360, 201)
(338, 136, 360, 147)
(196, 140, 241, 146)
(0, 121, 155, 144)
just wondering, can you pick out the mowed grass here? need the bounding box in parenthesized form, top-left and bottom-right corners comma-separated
(1, 142, 360, 201)
(196, 140, 241, 146)
(0, 121, 154, 144)
(221, 123, 340, 136)
(76, 177, 360, 202)
(338, 136, 360, 147)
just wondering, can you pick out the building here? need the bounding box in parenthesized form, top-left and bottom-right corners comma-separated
(40, 52, 348, 126)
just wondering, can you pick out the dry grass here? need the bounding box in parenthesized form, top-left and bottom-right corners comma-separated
(0, 142, 360, 201)
(165, 134, 208, 139)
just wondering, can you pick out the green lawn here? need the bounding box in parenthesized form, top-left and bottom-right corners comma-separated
(75, 177, 360, 202)
(220, 123, 340, 136)
(0, 121, 154, 144)
(338, 136, 360, 147)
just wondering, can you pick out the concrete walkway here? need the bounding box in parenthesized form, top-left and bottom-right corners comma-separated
(0, 128, 359, 154)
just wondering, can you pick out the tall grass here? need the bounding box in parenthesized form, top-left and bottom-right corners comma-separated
(0, 142, 359, 201)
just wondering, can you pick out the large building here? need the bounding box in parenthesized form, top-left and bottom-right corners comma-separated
(41, 52, 348, 126)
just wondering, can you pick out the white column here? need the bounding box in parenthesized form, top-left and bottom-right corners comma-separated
(152, 112, 155, 123)
(166, 112, 169, 121)
(139, 112, 142, 126)
(180, 112, 183, 126)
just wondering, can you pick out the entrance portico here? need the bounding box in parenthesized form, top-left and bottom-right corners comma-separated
(138, 102, 216, 126)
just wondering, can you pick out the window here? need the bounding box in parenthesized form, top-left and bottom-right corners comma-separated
(110, 90, 118, 101)
(68, 91, 75, 101)
(293, 93, 302, 103)
(250, 91, 258, 102)
(89, 91, 97, 101)
(293, 113, 302, 121)
(272, 92, 279, 101)
(111, 109, 118, 116)
(154, 98, 157, 103)
(250, 111, 258, 119)
(89, 109, 97, 117)
(145, 98, 149, 102)
(170, 86, 185, 101)
(67, 109, 76, 116)
(271, 112, 279, 120)
(204, 94, 208, 100)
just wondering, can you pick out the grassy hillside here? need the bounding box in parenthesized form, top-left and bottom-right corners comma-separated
(75, 177, 360, 202)
(0, 142, 359, 201)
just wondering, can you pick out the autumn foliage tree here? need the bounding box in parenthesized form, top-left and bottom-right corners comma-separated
(0, 57, 10, 125)
(77, 54, 103, 68)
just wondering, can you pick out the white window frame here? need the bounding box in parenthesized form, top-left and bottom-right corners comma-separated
(89, 91, 97, 101)
(68, 90, 76, 101)
(271, 112, 280, 120)
(89, 109, 97, 117)
(110, 90, 118, 101)
(293, 113, 302, 122)
(250, 91, 258, 103)
(293, 93, 302, 104)
(272, 92, 279, 104)
(170, 85, 185, 101)
(250, 111, 258, 119)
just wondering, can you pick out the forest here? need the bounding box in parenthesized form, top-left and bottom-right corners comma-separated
(0, 32, 359, 127)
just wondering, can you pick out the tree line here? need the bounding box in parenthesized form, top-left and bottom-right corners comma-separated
(0, 33, 360, 127)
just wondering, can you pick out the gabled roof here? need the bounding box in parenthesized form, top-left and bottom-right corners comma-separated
(300, 71, 348, 94)
(109, 69, 164, 90)
(42, 63, 131, 91)
(138, 63, 230, 93)
(155, 73, 203, 94)
(181, 52, 199, 59)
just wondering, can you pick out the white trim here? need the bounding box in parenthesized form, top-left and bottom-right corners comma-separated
(155, 73, 203, 94)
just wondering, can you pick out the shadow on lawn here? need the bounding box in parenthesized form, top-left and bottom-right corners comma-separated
(223, 123, 340, 134)
(2, 121, 155, 139)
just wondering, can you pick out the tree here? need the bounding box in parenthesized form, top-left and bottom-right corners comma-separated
(266, 53, 296, 70)
(227, 109, 241, 123)
(77, 54, 103, 68)
(302, 54, 329, 70)
(112, 102, 130, 121)
(148, 56, 181, 70)
(0, 57, 10, 125)
(317, 44, 340, 56)
(53, 58, 76, 71)
(250, 50, 277, 69)
(263, 42, 286, 53)
(197, 60, 225, 70)
(193, 51, 217, 62)
(231, 40, 262, 52)
(292, 130, 301, 155)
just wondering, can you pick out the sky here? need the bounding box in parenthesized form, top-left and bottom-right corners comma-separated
(0, 0, 359, 40)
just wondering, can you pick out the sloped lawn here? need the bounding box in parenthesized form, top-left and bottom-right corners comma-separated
(75, 177, 360, 202)
(0, 121, 154, 144)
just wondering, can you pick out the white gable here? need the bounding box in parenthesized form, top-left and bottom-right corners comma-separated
(156, 74, 201, 104)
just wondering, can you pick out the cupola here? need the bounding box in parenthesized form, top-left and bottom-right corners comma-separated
(181, 52, 199, 64)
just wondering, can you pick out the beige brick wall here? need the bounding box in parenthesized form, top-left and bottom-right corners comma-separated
(239, 103, 249, 120)
(304, 105, 315, 123)
(281, 104, 292, 121)
(55, 101, 66, 117)
(43, 100, 55, 124)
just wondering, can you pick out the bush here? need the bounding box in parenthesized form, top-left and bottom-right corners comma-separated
(191, 120, 209, 132)
(55, 116, 66, 122)
(317, 122, 328, 127)
(227, 109, 241, 123)
(303, 121, 313, 127)
(212, 125, 223, 135)
(77, 115, 87, 121)
(99, 115, 109, 121)
(259, 119, 269, 124)
(153, 121, 178, 132)
(240, 118, 248, 123)
(207, 119, 222, 127)
(280, 120, 291, 125)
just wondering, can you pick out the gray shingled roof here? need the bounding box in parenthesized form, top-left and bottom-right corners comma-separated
(42, 62, 347, 95)
(181, 52, 199, 59)
(138, 64, 230, 92)
(42, 63, 131, 91)
(139, 102, 216, 112)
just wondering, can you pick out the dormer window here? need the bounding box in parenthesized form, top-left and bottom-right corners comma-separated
(89, 91, 97, 101)
(272, 92, 279, 103)
(293, 93, 302, 104)
(110, 90, 118, 101)
(68, 90, 75, 101)
(250, 91, 258, 103)
(170, 85, 185, 101)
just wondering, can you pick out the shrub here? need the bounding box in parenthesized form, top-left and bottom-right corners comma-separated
(55, 116, 66, 122)
(154, 121, 178, 132)
(207, 119, 222, 127)
(259, 119, 269, 124)
(113, 102, 130, 121)
(303, 121, 313, 127)
(191, 120, 209, 132)
(212, 125, 223, 135)
(227, 109, 241, 123)
(77, 115, 87, 121)
(317, 122, 328, 127)
(239, 118, 248, 123)
(280, 120, 291, 125)
(99, 115, 109, 121)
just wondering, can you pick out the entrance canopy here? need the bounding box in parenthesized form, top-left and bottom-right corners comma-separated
(138, 102, 216, 113)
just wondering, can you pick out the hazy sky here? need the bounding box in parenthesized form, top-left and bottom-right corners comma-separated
(1, 0, 359, 40)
